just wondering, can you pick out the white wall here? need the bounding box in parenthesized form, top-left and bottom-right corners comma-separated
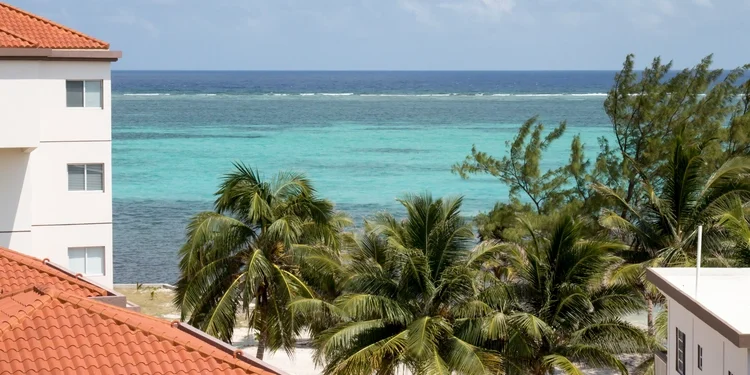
(0, 149, 32, 232)
(0, 232, 31, 252)
(725, 341, 749, 375)
(693, 309, 727, 374)
(667, 296, 750, 375)
(0, 59, 113, 287)
(32, 223, 113, 286)
(669, 297, 695, 375)
(0, 61, 41, 149)
(37, 62, 111, 142)
(30, 142, 112, 225)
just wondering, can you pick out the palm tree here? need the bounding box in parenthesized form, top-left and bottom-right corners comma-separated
(295, 193, 504, 375)
(597, 139, 750, 333)
(174, 164, 348, 360)
(715, 200, 750, 266)
(474, 216, 651, 375)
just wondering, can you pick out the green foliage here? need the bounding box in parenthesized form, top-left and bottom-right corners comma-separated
(295, 196, 644, 375)
(598, 138, 750, 267)
(455, 54, 750, 239)
(602, 54, 750, 209)
(174, 54, 750, 373)
(450, 54, 750, 372)
(452, 116, 571, 214)
(173, 164, 349, 359)
(599, 138, 750, 339)
(474, 216, 651, 375)
(298, 194, 506, 375)
(474, 201, 533, 241)
(726, 80, 750, 158)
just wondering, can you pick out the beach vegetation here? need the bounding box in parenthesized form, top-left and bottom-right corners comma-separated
(173, 53, 750, 374)
(479, 216, 651, 375)
(173, 164, 349, 360)
(453, 54, 750, 373)
(297, 194, 504, 375)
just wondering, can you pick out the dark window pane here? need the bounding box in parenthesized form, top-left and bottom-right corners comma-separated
(86, 164, 103, 191)
(66, 81, 84, 107)
(68, 164, 85, 191)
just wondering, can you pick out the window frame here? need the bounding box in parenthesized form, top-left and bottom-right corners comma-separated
(67, 163, 105, 192)
(67, 246, 105, 276)
(65, 79, 103, 108)
(676, 328, 686, 375)
(697, 344, 703, 370)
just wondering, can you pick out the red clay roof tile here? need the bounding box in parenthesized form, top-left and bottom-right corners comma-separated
(0, 2, 109, 49)
(0, 247, 110, 298)
(0, 287, 281, 375)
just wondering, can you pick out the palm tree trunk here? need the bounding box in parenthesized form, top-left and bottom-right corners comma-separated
(256, 329, 267, 360)
(647, 296, 654, 336)
(255, 287, 268, 360)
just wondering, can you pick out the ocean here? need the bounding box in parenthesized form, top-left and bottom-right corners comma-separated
(112, 71, 616, 283)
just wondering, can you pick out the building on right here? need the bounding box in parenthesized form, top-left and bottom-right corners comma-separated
(647, 268, 750, 375)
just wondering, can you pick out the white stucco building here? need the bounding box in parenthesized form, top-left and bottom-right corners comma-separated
(648, 268, 750, 375)
(0, 2, 120, 287)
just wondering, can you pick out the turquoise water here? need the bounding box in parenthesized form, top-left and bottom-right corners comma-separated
(112, 72, 615, 283)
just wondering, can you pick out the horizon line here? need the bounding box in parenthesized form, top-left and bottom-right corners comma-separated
(110, 69, 637, 72)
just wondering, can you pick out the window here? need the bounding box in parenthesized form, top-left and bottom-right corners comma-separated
(676, 328, 686, 375)
(68, 247, 105, 276)
(68, 164, 104, 191)
(66, 80, 102, 108)
(697, 345, 703, 370)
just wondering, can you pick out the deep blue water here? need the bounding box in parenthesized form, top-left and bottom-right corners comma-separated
(112, 71, 617, 283)
(113, 70, 617, 95)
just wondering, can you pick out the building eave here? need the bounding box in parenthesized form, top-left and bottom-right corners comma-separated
(0, 48, 121, 61)
(646, 268, 750, 348)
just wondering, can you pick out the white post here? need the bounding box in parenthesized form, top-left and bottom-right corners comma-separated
(695, 225, 703, 297)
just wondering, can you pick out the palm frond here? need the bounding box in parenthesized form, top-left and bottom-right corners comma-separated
(509, 312, 551, 341)
(336, 293, 413, 324)
(556, 346, 628, 375)
(542, 354, 586, 375)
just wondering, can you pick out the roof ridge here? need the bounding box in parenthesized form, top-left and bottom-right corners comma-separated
(0, 247, 109, 296)
(0, 2, 109, 49)
(48, 289, 270, 374)
(0, 25, 37, 46)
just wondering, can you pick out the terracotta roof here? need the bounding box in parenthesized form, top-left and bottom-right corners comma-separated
(0, 2, 109, 49)
(0, 247, 110, 298)
(0, 286, 282, 375)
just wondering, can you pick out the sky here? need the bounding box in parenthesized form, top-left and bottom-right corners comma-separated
(10, 0, 750, 70)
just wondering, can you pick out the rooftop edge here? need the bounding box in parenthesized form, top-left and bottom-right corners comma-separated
(646, 267, 750, 348)
(0, 48, 121, 61)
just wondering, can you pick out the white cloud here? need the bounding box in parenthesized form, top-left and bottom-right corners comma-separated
(437, 0, 515, 20)
(655, 0, 675, 16)
(398, 0, 438, 25)
(693, 0, 713, 7)
(479, 0, 515, 14)
(615, 0, 678, 30)
(107, 9, 159, 37)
